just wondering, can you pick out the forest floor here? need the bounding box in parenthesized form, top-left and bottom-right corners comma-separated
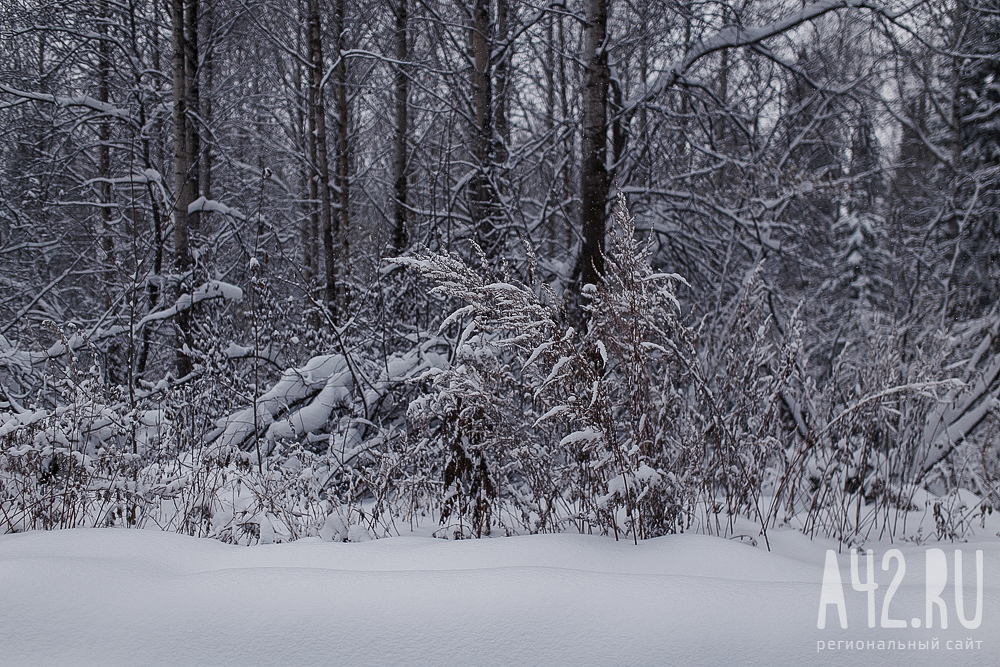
(0, 526, 996, 666)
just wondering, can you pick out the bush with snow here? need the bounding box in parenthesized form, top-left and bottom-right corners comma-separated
(2, 196, 999, 547)
(394, 194, 798, 541)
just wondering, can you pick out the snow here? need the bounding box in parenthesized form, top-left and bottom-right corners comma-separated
(0, 527, 995, 666)
(213, 354, 352, 451)
(223, 342, 251, 358)
(188, 196, 249, 221)
(559, 427, 604, 446)
(0, 82, 131, 120)
(522, 339, 553, 369)
(266, 368, 352, 439)
(137, 281, 244, 328)
(40, 326, 127, 359)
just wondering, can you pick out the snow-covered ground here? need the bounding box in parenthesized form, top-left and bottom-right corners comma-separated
(0, 528, 996, 666)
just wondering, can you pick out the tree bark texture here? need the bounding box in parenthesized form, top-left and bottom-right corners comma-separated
(307, 0, 338, 321)
(577, 0, 609, 291)
(171, 0, 192, 376)
(391, 0, 409, 254)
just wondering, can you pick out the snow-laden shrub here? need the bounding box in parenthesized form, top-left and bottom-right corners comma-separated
(396, 194, 732, 540)
(688, 266, 802, 543)
(771, 313, 1000, 545)
(4, 200, 999, 547)
(0, 320, 383, 542)
(567, 193, 701, 539)
(154, 442, 373, 545)
(0, 332, 152, 530)
(397, 245, 567, 537)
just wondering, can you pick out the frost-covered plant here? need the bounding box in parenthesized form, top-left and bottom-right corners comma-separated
(767, 307, 1000, 545)
(565, 192, 699, 540)
(396, 194, 708, 540)
(397, 245, 567, 537)
(0, 325, 151, 531)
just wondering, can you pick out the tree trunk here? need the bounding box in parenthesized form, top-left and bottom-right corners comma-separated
(543, 12, 556, 249)
(391, 0, 409, 254)
(185, 0, 201, 238)
(304, 83, 318, 292)
(97, 0, 119, 385)
(637, 10, 649, 190)
(609, 77, 624, 187)
(678, 8, 692, 160)
(494, 0, 509, 164)
(171, 0, 192, 377)
(469, 0, 495, 251)
(307, 0, 338, 321)
(558, 12, 572, 250)
(577, 0, 609, 292)
(296, 22, 316, 293)
(98, 0, 115, 311)
(200, 2, 214, 204)
(334, 0, 350, 308)
(950, 0, 967, 169)
(714, 45, 729, 191)
(128, 0, 164, 380)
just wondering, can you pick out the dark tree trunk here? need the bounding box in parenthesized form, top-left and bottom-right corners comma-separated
(307, 0, 338, 321)
(296, 23, 316, 293)
(494, 0, 509, 165)
(334, 0, 350, 308)
(714, 44, 729, 190)
(171, 0, 193, 377)
(98, 0, 115, 310)
(200, 2, 213, 205)
(469, 0, 495, 251)
(301, 19, 318, 297)
(577, 0, 610, 292)
(558, 12, 572, 250)
(184, 0, 200, 238)
(391, 0, 409, 254)
(127, 0, 164, 380)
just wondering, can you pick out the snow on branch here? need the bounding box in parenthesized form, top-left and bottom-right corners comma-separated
(42, 327, 127, 359)
(918, 352, 1000, 477)
(188, 196, 248, 221)
(209, 354, 353, 453)
(137, 281, 243, 329)
(84, 169, 163, 188)
(622, 0, 887, 118)
(0, 83, 131, 121)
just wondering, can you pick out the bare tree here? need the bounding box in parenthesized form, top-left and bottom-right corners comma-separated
(171, 0, 193, 376)
(576, 0, 609, 295)
(391, 0, 409, 254)
(306, 0, 338, 320)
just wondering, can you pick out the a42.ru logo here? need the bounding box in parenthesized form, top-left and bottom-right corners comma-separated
(817, 549, 983, 629)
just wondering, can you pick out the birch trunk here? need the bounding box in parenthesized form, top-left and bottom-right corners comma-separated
(307, 0, 338, 321)
(391, 0, 409, 254)
(171, 0, 192, 376)
(577, 0, 609, 292)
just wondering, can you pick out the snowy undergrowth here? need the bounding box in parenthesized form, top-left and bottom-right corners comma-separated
(392, 194, 1000, 546)
(2, 196, 1000, 548)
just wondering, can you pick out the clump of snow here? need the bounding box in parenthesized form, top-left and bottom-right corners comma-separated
(223, 342, 250, 358)
(138, 281, 243, 328)
(212, 354, 352, 453)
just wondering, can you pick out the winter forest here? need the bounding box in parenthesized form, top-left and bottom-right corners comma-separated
(1, 0, 999, 550)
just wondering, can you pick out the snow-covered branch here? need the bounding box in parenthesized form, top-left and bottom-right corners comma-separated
(0, 83, 132, 121)
(137, 281, 243, 329)
(622, 0, 889, 118)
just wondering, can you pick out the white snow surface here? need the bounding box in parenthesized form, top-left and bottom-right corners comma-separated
(0, 528, 996, 666)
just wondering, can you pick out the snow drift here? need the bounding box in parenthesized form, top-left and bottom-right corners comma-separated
(0, 528, 996, 666)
